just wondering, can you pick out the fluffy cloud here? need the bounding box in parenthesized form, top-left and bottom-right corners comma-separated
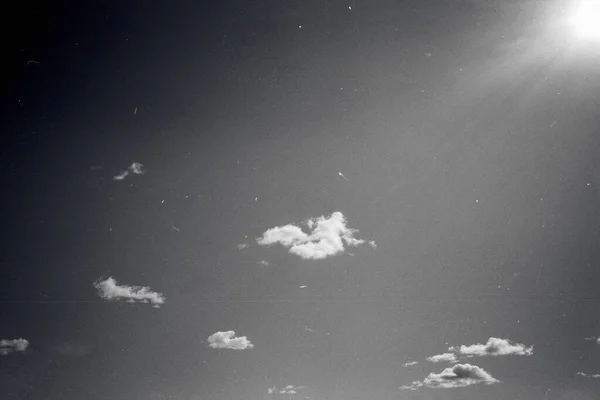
(403, 361, 419, 367)
(0, 338, 29, 355)
(113, 162, 145, 180)
(449, 337, 533, 357)
(93, 277, 165, 307)
(426, 353, 458, 363)
(577, 372, 600, 378)
(368, 240, 377, 248)
(268, 385, 305, 395)
(256, 212, 370, 260)
(400, 364, 499, 390)
(207, 331, 253, 350)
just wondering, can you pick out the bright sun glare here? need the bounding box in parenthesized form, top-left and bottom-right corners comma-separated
(570, 0, 600, 39)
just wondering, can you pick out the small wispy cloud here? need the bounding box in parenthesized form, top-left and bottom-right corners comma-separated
(368, 240, 377, 249)
(257, 260, 270, 267)
(256, 211, 371, 260)
(268, 385, 305, 395)
(584, 336, 600, 344)
(577, 372, 600, 379)
(449, 337, 533, 357)
(403, 361, 419, 367)
(400, 364, 499, 390)
(207, 331, 253, 350)
(0, 338, 29, 355)
(113, 162, 145, 180)
(237, 243, 249, 250)
(426, 353, 458, 363)
(93, 277, 165, 307)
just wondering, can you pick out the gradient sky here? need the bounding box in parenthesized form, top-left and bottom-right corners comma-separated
(2, 1, 600, 399)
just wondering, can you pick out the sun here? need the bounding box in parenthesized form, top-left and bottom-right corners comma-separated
(570, 0, 600, 39)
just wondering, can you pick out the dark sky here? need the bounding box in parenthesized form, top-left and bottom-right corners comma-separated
(2, 1, 600, 399)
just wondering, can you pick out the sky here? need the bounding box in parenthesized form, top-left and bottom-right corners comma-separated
(2, 0, 600, 399)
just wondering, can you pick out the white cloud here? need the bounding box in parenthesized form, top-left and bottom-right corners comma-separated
(427, 353, 458, 363)
(129, 162, 144, 175)
(93, 277, 165, 307)
(583, 336, 600, 343)
(577, 372, 600, 378)
(0, 338, 29, 355)
(403, 361, 419, 367)
(368, 240, 377, 248)
(237, 243, 249, 250)
(400, 364, 499, 390)
(113, 162, 144, 180)
(268, 385, 305, 395)
(449, 337, 533, 357)
(256, 211, 370, 260)
(113, 170, 129, 180)
(207, 331, 253, 350)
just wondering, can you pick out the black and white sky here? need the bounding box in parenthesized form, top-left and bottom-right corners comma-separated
(2, 1, 600, 399)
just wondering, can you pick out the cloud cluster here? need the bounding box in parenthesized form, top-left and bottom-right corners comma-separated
(426, 353, 458, 363)
(400, 364, 499, 390)
(207, 331, 254, 350)
(256, 212, 370, 260)
(268, 385, 305, 395)
(449, 337, 533, 357)
(93, 277, 165, 307)
(113, 162, 145, 180)
(0, 338, 29, 355)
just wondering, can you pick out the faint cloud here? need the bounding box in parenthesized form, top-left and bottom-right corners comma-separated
(577, 372, 600, 378)
(584, 336, 600, 344)
(113, 162, 144, 181)
(257, 260, 270, 267)
(257, 211, 371, 260)
(400, 363, 499, 390)
(237, 243, 249, 250)
(0, 339, 29, 355)
(368, 240, 377, 249)
(426, 353, 458, 363)
(93, 277, 165, 307)
(403, 361, 419, 367)
(207, 331, 253, 350)
(54, 344, 90, 357)
(449, 337, 533, 357)
(268, 385, 305, 395)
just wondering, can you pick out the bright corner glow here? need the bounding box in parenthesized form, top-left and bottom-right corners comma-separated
(570, 0, 600, 39)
